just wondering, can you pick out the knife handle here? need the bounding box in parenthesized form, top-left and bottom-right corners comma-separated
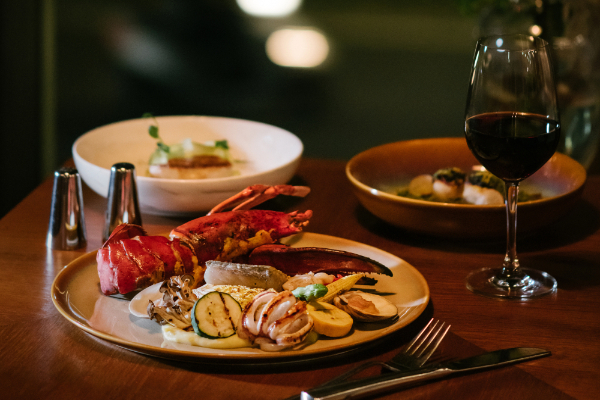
(300, 366, 452, 400)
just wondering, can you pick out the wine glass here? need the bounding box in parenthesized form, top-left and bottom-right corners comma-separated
(464, 34, 560, 299)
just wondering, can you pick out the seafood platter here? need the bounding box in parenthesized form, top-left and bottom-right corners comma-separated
(346, 137, 586, 238)
(52, 185, 429, 362)
(73, 115, 303, 216)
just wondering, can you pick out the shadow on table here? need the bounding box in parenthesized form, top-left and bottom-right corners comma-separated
(525, 251, 600, 291)
(355, 198, 600, 254)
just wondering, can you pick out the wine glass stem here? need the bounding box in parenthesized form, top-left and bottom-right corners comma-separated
(503, 182, 520, 279)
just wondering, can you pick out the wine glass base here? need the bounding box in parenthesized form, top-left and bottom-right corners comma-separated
(466, 267, 557, 300)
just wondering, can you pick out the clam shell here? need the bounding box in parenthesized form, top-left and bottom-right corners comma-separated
(333, 290, 398, 322)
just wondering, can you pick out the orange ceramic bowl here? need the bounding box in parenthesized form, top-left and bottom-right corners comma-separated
(346, 138, 586, 238)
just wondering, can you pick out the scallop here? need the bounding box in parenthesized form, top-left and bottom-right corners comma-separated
(463, 183, 504, 205)
(432, 180, 463, 201)
(333, 290, 398, 322)
(408, 174, 433, 197)
(432, 167, 466, 201)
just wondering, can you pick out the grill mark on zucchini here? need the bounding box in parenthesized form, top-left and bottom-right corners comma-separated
(191, 291, 242, 339)
(212, 292, 234, 337)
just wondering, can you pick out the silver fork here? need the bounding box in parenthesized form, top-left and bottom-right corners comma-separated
(313, 319, 450, 389)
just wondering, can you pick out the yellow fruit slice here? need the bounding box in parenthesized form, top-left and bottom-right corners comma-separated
(307, 301, 353, 338)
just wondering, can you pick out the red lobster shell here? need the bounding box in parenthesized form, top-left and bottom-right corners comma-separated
(96, 224, 196, 295)
(97, 185, 312, 295)
(96, 184, 392, 296)
(247, 244, 392, 277)
(97, 209, 311, 295)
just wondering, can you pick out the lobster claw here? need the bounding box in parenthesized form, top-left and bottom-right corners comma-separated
(247, 244, 393, 277)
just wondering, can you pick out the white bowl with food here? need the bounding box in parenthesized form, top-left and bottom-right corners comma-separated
(73, 115, 303, 216)
(346, 138, 586, 238)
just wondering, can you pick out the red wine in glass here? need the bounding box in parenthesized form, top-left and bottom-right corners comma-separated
(466, 112, 561, 182)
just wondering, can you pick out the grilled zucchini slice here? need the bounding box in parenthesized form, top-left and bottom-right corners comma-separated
(191, 292, 242, 339)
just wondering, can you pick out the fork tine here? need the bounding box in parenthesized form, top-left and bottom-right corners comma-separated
(415, 322, 450, 367)
(414, 320, 444, 357)
(404, 318, 437, 355)
(403, 318, 437, 354)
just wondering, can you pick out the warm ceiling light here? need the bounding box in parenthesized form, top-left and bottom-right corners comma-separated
(266, 27, 329, 68)
(236, 0, 302, 17)
(529, 25, 542, 36)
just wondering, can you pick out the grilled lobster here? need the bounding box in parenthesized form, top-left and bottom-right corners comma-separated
(97, 184, 391, 296)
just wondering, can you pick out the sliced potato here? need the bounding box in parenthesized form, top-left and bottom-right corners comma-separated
(307, 301, 353, 338)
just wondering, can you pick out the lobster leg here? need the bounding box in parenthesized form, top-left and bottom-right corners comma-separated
(207, 185, 310, 215)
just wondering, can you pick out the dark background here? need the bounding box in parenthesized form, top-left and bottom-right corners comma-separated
(1, 0, 597, 218)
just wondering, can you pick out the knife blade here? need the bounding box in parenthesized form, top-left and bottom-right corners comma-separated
(300, 347, 551, 400)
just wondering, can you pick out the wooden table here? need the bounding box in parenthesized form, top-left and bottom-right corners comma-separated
(2, 158, 599, 399)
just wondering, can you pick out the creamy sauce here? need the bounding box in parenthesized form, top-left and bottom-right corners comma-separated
(162, 326, 254, 349)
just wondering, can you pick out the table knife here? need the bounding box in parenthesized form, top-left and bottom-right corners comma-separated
(300, 347, 551, 400)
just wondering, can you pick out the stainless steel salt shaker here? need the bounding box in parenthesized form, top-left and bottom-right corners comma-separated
(46, 167, 87, 250)
(103, 162, 142, 242)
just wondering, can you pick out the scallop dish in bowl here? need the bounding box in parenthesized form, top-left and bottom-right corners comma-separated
(346, 137, 586, 238)
(73, 115, 303, 216)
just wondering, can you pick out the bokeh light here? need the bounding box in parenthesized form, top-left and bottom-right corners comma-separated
(266, 27, 329, 68)
(529, 25, 542, 36)
(236, 0, 302, 17)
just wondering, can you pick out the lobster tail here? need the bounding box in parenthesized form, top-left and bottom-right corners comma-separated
(97, 224, 199, 295)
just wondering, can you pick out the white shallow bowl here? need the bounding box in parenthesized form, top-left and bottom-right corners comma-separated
(73, 116, 303, 216)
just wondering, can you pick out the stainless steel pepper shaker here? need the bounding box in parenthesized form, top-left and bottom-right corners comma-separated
(46, 167, 87, 250)
(103, 162, 142, 242)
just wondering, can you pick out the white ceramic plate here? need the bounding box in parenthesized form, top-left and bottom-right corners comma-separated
(51, 232, 429, 363)
(72, 116, 303, 216)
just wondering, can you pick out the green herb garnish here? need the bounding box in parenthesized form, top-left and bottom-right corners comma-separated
(292, 284, 328, 302)
(143, 113, 170, 153)
(215, 140, 229, 150)
(468, 170, 504, 192)
(432, 167, 466, 184)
